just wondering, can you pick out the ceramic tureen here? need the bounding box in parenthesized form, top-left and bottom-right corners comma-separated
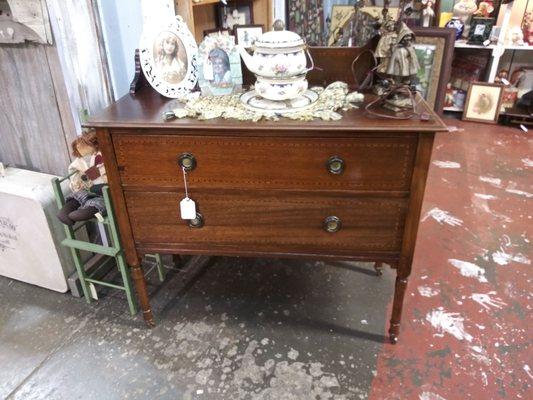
(237, 20, 314, 101)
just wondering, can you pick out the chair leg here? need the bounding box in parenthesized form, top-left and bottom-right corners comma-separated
(155, 253, 165, 283)
(374, 262, 384, 276)
(116, 253, 137, 315)
(70, 247, 92, 303)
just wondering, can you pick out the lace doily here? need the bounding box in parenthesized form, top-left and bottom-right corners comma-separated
(168, 81, 364, 122)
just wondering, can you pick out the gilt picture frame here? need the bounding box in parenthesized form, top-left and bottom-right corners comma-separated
(462, 82, 504, 124)
(411, 27, 455, 115)
(139, 16, 198, 98)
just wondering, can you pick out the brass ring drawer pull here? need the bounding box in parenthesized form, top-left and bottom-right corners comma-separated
(323, 216, 341, 233)
(326, 156, 344, 174)
(178, 152, 196, 172)
(188, 212, 204, 228)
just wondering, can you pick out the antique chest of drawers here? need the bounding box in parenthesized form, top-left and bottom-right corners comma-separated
(86, 87, 447, 343)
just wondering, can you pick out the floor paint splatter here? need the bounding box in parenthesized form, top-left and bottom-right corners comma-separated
(470, 292, 507, 310)
(422, 208, 463, 227)
(448, 259, 488, 283)
(479, 176, 502, 188)
(426, 308, 473, 342)
(432, 161, 461, 169)
(418, 286, 440, 297)
(370, 121, 531, 400)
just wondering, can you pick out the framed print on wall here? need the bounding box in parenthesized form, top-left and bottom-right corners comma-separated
(139, 16, 198, 98)
(412, 27, 455, 115)
(462, 82, 504, 124)
(218, 1, 254, 30)
(197, 33, 243, 96)
(234, 24, 264, 49)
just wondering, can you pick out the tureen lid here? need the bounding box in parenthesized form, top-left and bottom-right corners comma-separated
(254, 20, 305, 49)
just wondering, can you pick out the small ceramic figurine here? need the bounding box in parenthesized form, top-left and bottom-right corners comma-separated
(474, 1, 494, 18)
(386, 23, 420, 84)
(445, 17, 465, 40)
(453, 0, 478, 38)
(494, 68, 509, 84)
(375, 16, 397, 73)
(421, 0, 435, 27)
(444, 83, 455, 108)
(57, 131, 107, 226)
(508, 26, 525, 45)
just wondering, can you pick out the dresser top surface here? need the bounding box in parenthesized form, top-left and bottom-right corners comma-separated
(85, 87, 447, 133)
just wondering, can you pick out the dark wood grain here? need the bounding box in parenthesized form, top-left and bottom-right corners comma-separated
(112, 134, 417, 191)
(84, 87, 447, 133)
(125, 191, 408, 254)
(85, 87, 442, 342)
(389, 132, 435, 343)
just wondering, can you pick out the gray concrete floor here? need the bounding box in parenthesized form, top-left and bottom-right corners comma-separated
(0, 257, 394, 400)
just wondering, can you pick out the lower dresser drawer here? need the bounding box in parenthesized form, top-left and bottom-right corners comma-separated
(125, 191, 408, 255)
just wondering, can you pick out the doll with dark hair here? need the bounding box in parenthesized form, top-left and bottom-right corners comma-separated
(57, 131, 107, 226)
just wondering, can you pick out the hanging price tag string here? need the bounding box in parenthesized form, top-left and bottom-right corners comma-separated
(182, 166, 189, 199)
(180, 166, 196, 219)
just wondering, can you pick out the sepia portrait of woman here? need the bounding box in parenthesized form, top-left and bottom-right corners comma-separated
(153, 32, 188, 84)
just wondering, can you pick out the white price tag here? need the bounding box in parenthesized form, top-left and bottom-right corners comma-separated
(180, 197, 196, 219)
(500, 78, 510, 85)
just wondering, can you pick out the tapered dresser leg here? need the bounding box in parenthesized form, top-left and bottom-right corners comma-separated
(388, 272, 409, 344)
(131, 262, 155, 327)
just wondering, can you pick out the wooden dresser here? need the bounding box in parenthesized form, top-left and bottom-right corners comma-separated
(86, 87, 447, 343)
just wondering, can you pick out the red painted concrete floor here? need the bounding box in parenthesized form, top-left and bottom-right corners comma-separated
(370, 120, 532, 399)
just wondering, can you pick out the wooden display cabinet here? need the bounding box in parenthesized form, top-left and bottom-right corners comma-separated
(176, 0, 273, 43)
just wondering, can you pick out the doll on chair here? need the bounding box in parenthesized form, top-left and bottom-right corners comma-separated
(57, 131, 108, 226)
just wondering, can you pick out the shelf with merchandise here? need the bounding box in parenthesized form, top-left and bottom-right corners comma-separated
(176, 0, 273, 43)
(442, 0, 532, 88)
(454, 40, 496, 49)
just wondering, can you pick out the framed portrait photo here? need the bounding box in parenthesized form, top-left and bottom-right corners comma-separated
(412, 27, 456, 115)
(468, 17, 494, 45)
(197, 33, 243, 96)
(139, 16, 198, 98)
(462, 82, 504, 124)
(234, 24, 264, 49)
(218, 1, 254, 30)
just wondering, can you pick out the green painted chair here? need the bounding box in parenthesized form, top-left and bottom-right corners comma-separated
(51, 174, 166, 315)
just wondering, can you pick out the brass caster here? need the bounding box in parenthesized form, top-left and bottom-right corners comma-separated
(145, 319, 156, 328)
(389, 334, 398, 344)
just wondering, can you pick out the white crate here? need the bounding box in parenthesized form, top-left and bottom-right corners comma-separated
(0, 167, 79, 292)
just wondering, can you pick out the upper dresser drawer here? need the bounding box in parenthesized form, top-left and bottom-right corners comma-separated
(112, 133, 417, 192)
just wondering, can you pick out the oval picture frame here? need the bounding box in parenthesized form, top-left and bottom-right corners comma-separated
(139, 15, 198, 98)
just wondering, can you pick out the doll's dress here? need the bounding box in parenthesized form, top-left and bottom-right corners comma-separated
(65, 153, 107, 216)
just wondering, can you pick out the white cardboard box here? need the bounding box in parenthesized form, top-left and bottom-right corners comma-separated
(0, 167, 77, 292)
